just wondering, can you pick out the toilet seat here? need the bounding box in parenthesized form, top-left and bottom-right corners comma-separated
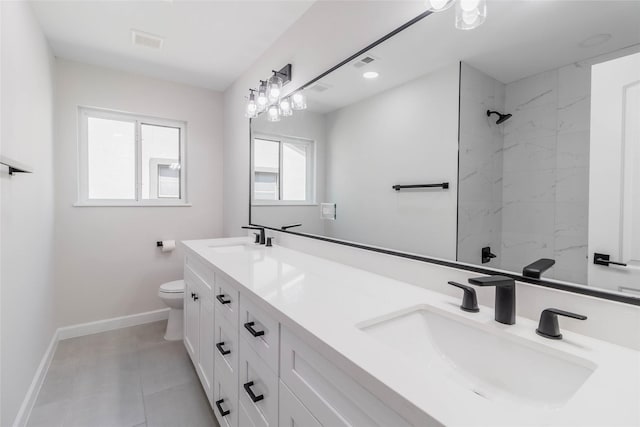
(159, 279, 185, 294)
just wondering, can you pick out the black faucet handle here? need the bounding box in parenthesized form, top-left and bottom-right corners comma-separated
(448, 281, 479, 313)
(468, 275, 514, 287)
(536, 308, 587, 340)
(253, 233, 260, 244)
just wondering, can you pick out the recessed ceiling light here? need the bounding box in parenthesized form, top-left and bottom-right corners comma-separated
(363, 71, 379, 79)
(579, 33, 612, 48)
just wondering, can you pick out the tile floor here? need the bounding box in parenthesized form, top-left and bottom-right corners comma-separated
(27, 321, 218, 427)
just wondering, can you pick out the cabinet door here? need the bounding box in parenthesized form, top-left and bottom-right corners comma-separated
(279, 380, 321, 427)
(183, 268, 200, 364)
(197, 287, 215, 404)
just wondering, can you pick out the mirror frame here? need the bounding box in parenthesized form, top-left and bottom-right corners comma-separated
(249, 10, 640, 307)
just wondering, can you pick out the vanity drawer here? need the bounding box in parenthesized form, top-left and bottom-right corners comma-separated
(280, 327, 411, 427)
(214, 310, 239, 381)
(279, 380, 321, 427)
(239, 295, 279, 373)
(213, 368, 238, 427)
(185, 254, 215, 287)
(215, 273, 240, 328)
(239, 337, 278, 427)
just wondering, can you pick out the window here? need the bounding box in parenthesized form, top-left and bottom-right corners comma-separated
(78, 107, 187, 206)
(252, 135, 315, 205)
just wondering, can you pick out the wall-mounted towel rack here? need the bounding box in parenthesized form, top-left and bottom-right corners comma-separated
(0, 156, 33, 176)
(392, 182, 449, 191)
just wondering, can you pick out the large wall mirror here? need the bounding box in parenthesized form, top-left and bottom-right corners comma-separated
(250, 1, 640, 304)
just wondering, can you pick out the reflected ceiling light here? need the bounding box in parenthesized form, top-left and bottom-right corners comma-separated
(426, 0, 455, 12)
(267, 104, 281, 122)
(279, 97, 293, 117)
(245, 89, 258, 118)
(363, 71, 379, 79)
(455, 0, 486, 30)
(291, 91, 307, 110)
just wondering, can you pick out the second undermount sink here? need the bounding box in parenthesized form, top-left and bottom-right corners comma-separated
(359, 307, 596, 409)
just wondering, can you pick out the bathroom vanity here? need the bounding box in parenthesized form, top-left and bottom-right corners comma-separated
(181, 237, 639, 427)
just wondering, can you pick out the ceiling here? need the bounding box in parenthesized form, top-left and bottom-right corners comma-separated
(302, 0, 640, 113)
(30, 0, 315, 91)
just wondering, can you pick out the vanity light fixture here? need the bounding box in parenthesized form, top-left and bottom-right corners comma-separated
(279, 97, 293, 117)
(267, 104, 281, 122)
(291, 91, 307, 111)
(267, 71, 284, 103)
(426, 0, 487, 30)
(245, 89, 258, 118)
(256, 81, 269, 113)
(363, 71, 379, 79)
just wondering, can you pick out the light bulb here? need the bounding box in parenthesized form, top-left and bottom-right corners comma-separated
(279, 97, 293, 117)
(455, 0, 486, 30)
(291, 91, 307, 110)
(426, 0, 454, 12)
(245, 91, 258, 118)
(460, 0, 479, 11)
(268, 73, 283, 103)
(257, 81, 268, 112)
(267, 105, 281, 122)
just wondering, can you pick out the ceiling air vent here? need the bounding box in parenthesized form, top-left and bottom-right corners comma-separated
(309, 83, 331, 93)
(131, 29, 164, 50)
(353, 56, 376, 68)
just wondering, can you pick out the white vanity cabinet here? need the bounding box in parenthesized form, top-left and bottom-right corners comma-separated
(183, 249, 412, 427)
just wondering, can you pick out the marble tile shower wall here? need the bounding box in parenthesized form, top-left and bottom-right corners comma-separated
(457, 63, 505, 267)
(501, 61, 591, 283)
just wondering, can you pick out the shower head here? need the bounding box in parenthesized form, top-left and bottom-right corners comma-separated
(486, 110, 512, 124)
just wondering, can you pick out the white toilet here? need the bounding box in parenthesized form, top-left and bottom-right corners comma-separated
(158, 279, 185, 341)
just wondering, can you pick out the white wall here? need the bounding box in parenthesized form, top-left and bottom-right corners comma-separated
(251, 109, 326, 235)
(324, 64, 460, 259)
(54, 59, 223, 327)
(1, 1, 56, 425)
(223, 1, 427, 237)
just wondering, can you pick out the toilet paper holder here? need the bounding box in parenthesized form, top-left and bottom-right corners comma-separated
(156, 241, 163, 247)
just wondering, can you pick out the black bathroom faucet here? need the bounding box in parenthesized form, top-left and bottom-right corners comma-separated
(468, 275, 516, 325)
(242, 226, 266, 245)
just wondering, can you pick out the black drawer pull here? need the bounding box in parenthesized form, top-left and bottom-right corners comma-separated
(243, 381, 264, 403)
(216, 342, 231, 356)
(215, 399, 230, 417)
(216, 294, 231, 305)
(244, 321, 265, 337)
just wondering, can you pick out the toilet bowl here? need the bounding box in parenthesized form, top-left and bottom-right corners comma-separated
(158, 279, 185, 341)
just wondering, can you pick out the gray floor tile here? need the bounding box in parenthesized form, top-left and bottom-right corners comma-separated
(26, 400, 71, 427)
(139, 341, 198, 396)
(144, 381, 216, 427)
(65, 384, 145, 427)
(131, 321, 168, 350)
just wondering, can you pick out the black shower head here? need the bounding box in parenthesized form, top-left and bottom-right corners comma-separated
(486, 110, 512, 124)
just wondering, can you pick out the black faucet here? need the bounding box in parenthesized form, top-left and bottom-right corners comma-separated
(281, 223, 302, 230)
(468, 275, 516, 325)
(242, 226, 265, 245)
(523, 258, 555, 279)
(536, 308, 587, 340)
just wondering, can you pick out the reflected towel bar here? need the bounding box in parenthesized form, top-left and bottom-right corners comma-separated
(392, 183, 449, 191)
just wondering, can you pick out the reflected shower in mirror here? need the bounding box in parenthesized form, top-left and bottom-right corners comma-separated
(251, 0, 640, 299)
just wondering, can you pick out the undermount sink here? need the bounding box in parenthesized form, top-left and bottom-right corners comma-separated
(208, 243, 261, 254)
(359, 307, 595, 409)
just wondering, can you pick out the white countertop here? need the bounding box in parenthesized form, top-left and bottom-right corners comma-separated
(182, 237, 640, 427)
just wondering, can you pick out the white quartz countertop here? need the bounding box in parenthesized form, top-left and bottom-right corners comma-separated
(182, 237, 640, 427)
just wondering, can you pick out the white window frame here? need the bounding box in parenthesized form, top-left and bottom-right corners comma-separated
(251, 133, 316, 206)
(76, 107, 189, 207)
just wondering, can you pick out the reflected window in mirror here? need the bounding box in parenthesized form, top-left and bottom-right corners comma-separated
(252, 135, 315, 205)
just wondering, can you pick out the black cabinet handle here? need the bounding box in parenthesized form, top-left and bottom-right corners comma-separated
(193, 294, 199, 301)
(243, 321, 265, 337)
(215, 399, 230, 417)
(243, 381, 264, 403)
(216, 294, 231, 305)
(216, 342, 231, 356)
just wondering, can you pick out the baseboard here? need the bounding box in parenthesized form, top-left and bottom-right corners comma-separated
(13, 330, 59, 427)
(57, 308, 170, 340)
(17, 307, 171, 426)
